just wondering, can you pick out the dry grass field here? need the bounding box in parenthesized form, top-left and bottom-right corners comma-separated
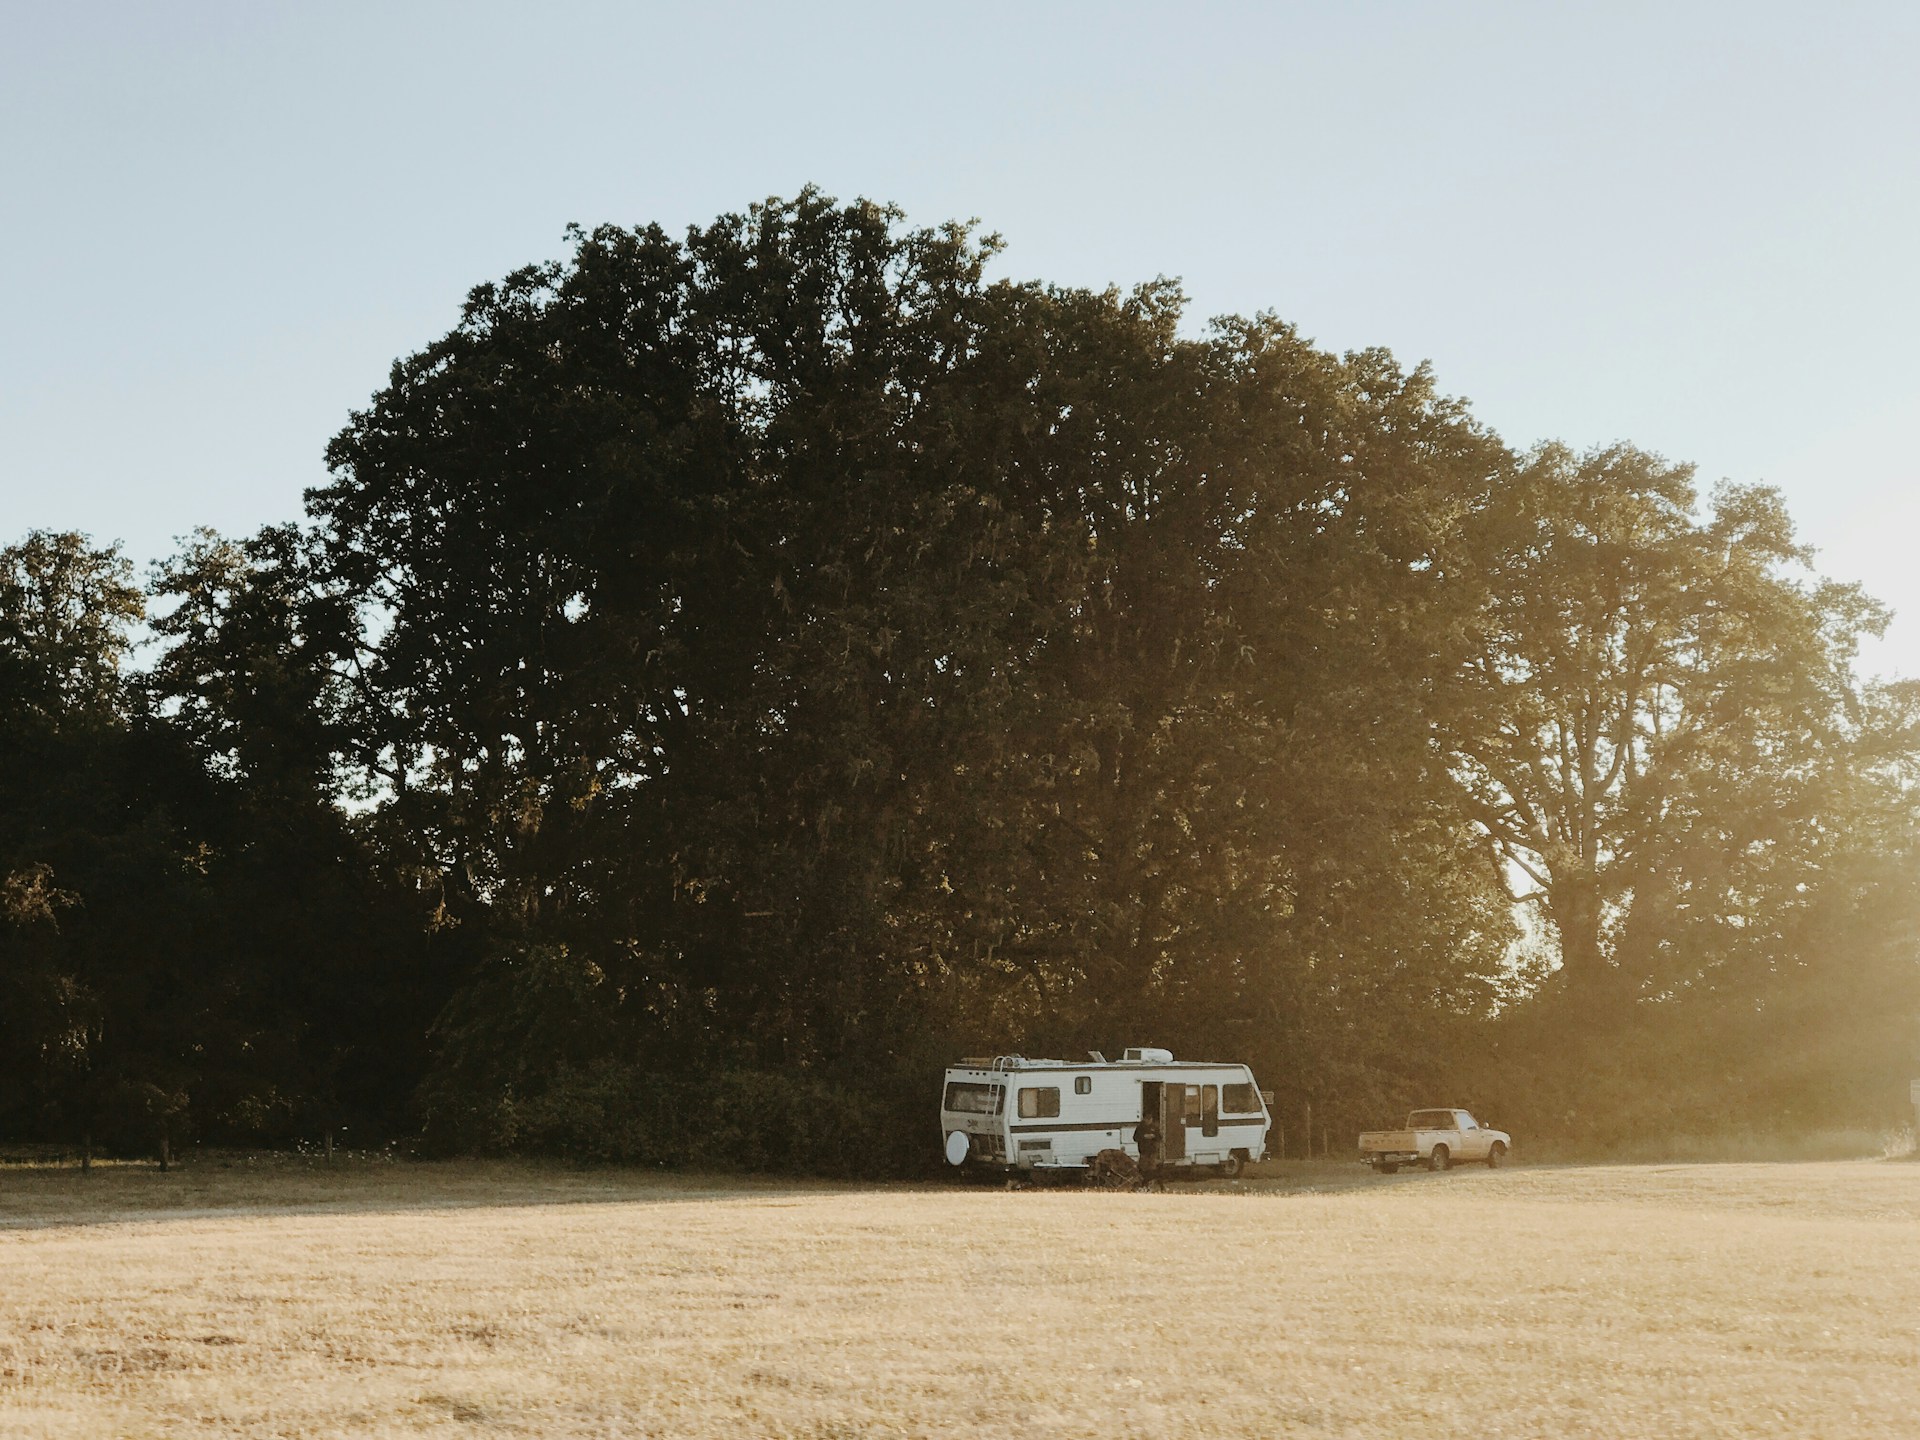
(3, 1155, 1919, 1438)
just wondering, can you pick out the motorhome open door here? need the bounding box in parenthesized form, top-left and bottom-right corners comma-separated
(1160, 1083, 1187, 1161)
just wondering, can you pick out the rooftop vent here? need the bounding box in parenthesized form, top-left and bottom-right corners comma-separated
(1122, 1047, 1174, 1063)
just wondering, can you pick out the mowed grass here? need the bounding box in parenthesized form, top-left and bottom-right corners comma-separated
(4, 1157, 1920, 1437)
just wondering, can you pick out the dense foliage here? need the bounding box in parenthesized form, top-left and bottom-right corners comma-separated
(4, 193, 1916, 1169)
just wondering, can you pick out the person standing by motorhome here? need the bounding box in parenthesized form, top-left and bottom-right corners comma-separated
(1134, 1112, 1161, 1172)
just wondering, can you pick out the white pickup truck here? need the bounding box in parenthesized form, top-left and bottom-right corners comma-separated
(1359, 1108, 1510, 1173)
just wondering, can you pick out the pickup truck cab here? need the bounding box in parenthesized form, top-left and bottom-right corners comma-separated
(1359, 1109, 1509, 1173)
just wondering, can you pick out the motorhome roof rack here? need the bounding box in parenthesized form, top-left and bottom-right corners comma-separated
(955, 1052, 1185, 1070)
(953, 1055, 1077, 1072)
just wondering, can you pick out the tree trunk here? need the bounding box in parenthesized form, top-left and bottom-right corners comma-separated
(1551, 874, 1606, 988)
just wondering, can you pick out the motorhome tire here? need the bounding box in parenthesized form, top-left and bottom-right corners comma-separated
(1219, 1151, 1247, 1180)
(1427, 1144, 1450, 1172)
(1379, 1161, 1399, 1174)
(1487, 1141, 1507, 1169)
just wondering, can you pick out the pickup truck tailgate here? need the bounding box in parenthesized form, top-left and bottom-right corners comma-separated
(1359, 1130, 1417, 1152)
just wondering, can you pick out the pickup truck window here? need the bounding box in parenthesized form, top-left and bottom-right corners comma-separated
(1457, 1112, 1479, 1130)
(1222, 1083, 1261, 1114)
(1409, 1110, 1458, 1129)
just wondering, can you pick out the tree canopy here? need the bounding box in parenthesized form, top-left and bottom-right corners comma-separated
(3, 191, 1914, 1168)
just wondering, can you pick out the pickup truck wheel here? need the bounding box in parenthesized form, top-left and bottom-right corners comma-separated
(1378, 1160, 1399, 1174)
(1487, 1141, 1507, 1169)
(1426, 1144, 1450, 1173)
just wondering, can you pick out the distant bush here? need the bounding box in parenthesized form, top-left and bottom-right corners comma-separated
(429, 1059, 941, 1178)
(1515, 1127, 1894, 1165)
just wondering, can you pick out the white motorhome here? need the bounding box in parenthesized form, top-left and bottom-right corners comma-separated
(940, 1048, 1272, 1179)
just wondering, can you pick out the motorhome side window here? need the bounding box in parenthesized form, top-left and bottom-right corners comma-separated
(1018, 1086, 1060, 1119)
(1074, 1076, 1091, 1095)
(944, 1082, 1002, 1115)
(1222, 1083, 1260, 1114)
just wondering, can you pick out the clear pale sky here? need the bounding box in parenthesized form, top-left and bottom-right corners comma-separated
(5, 2, 1918, 673)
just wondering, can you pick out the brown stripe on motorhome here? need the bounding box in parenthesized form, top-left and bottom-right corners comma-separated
(1007, 1119, 1267, 1134)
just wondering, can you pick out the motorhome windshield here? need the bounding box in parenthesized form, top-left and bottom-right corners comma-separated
(944, 1082, 1003, 1115)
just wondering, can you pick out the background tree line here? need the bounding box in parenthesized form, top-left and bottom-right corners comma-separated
(5, 192, 1917, 1170)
